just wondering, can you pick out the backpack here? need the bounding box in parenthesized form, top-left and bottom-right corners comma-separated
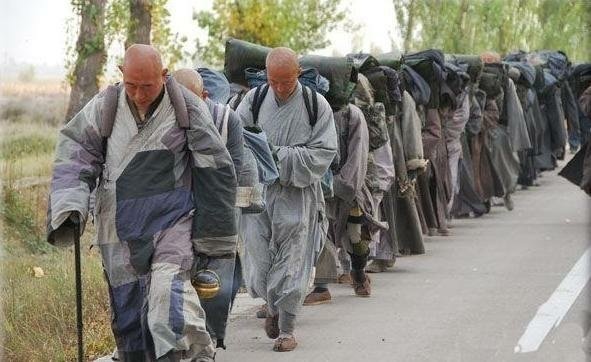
(353, 73, 390, 151)
(250, 83, 337, 199)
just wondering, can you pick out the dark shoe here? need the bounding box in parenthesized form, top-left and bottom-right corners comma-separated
(484, 200, 491, 213)
(256, 304, 267, 319)
(303, 290, 331, 305)
(337, 273, 352, 285)
(351, 272, 371, 297)
(265, 314, 279, 339)
(273, 335, 298, 352)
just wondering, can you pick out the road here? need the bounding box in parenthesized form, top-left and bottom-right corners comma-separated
(217, 163, 590, 362)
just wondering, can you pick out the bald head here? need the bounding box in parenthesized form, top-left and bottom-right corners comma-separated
(266, 47, 299, 73)
(121, 44, 164, 74)
(172, 68, 205, 98)
(119, 44, 167, 117)
(266, 47, 300, 101)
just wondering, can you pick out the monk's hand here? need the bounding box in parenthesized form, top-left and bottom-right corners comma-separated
(48, 212, 81, 247)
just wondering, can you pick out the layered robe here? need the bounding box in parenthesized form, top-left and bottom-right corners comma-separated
(483, 97, 521, 197)
(536, 72, 567, 168)
(380, 91, 426, 255)
(451, 91, 487, 216)
(314, 104, 370, 284)
(236, 83, 337, 316)
(418, 107, 451, 231)
(486, 78, 530, 196)
(47, 79, 238, 360)
(203, 98, 245, 347)
(516, 86, 541, 186)
(444, 89, 470, 211)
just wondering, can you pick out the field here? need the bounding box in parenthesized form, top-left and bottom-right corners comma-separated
(0, 80, 114, 361)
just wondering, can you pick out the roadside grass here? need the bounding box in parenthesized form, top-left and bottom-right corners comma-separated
(1, 238, 114, 361)
(1, 81, 114, 360)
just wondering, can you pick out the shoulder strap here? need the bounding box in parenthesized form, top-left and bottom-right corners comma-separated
(251, 84, 269, 125)
(100, 84, 120, 139)
(220, 105, 230, 144)
(165, 76, 190, 129)
(302, 86, 319, 128)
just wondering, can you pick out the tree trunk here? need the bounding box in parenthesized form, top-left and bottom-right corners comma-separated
(403, 0, 417, 52)
(65, 0, 107, 122)
(125, 0, 152, 48)
(452, 0, 469, 53)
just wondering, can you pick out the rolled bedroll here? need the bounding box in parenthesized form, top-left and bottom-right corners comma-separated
(300, 54, 358, 109)
(445, 54, 483, 84)
(224, 38, 271, 86)
(374, 51, 403, 70)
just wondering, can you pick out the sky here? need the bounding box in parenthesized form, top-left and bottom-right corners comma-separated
(0, 0, 399, 77)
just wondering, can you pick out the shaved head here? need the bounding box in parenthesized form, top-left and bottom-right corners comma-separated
(119, 44, 167, 116)
(122, 44, 164, 72)
(266, 47, 300, 101)
(266, 47, 299, 73)
(172, 68, 204, 98)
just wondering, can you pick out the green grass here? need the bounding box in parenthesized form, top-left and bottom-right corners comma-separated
(0, 134, 56, 161)
(1, 243, 114, 361)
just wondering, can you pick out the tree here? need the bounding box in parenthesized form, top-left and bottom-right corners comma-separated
(125, 0, 151, 47)
(66, 0, 107, 122)
(195, 0, 347, 66)
(393, 0, 590, 62)
(105, 0, 186, 68)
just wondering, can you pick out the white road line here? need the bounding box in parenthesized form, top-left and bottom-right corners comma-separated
(514, 247, 591, 353)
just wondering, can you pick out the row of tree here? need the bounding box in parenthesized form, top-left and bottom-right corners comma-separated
(394, 0, 590, 59)
(65, 0, 590, 122)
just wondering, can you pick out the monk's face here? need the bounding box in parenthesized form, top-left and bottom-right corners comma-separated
(267, 64, 300, 102)
(120, 60, 166, 114)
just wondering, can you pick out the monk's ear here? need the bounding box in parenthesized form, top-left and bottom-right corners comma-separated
(162, 68, 169, 78)
(118, 65, 123, 73)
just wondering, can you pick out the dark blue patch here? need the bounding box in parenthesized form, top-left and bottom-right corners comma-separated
(108, 280, 146, 352)
(116, 188, 192, 241)
(169, 273, 185, 339)
(117, 150, 175, 200)
(128, 237, 155, 275)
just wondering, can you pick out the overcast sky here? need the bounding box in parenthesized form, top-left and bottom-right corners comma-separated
(0, 0, 399, 73)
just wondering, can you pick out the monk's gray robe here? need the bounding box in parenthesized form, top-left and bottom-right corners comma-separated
(330, 104, 390, 253)
(484, 97, 521, 196)
(206, 98, 244, 175)
(445, 89, 470, 211)
(380, 91, 426, 256)
(203, 98, 245, 346)
(47, 79, 237, 360)
(503, 79, 531, 153)
(315, 104, 371, 283)
(236, 83, 337, 316)
(367, 141, 396, 260)
(484, 78, 530, 196)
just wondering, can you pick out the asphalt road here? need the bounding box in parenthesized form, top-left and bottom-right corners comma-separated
(216, 163, 590, 362)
